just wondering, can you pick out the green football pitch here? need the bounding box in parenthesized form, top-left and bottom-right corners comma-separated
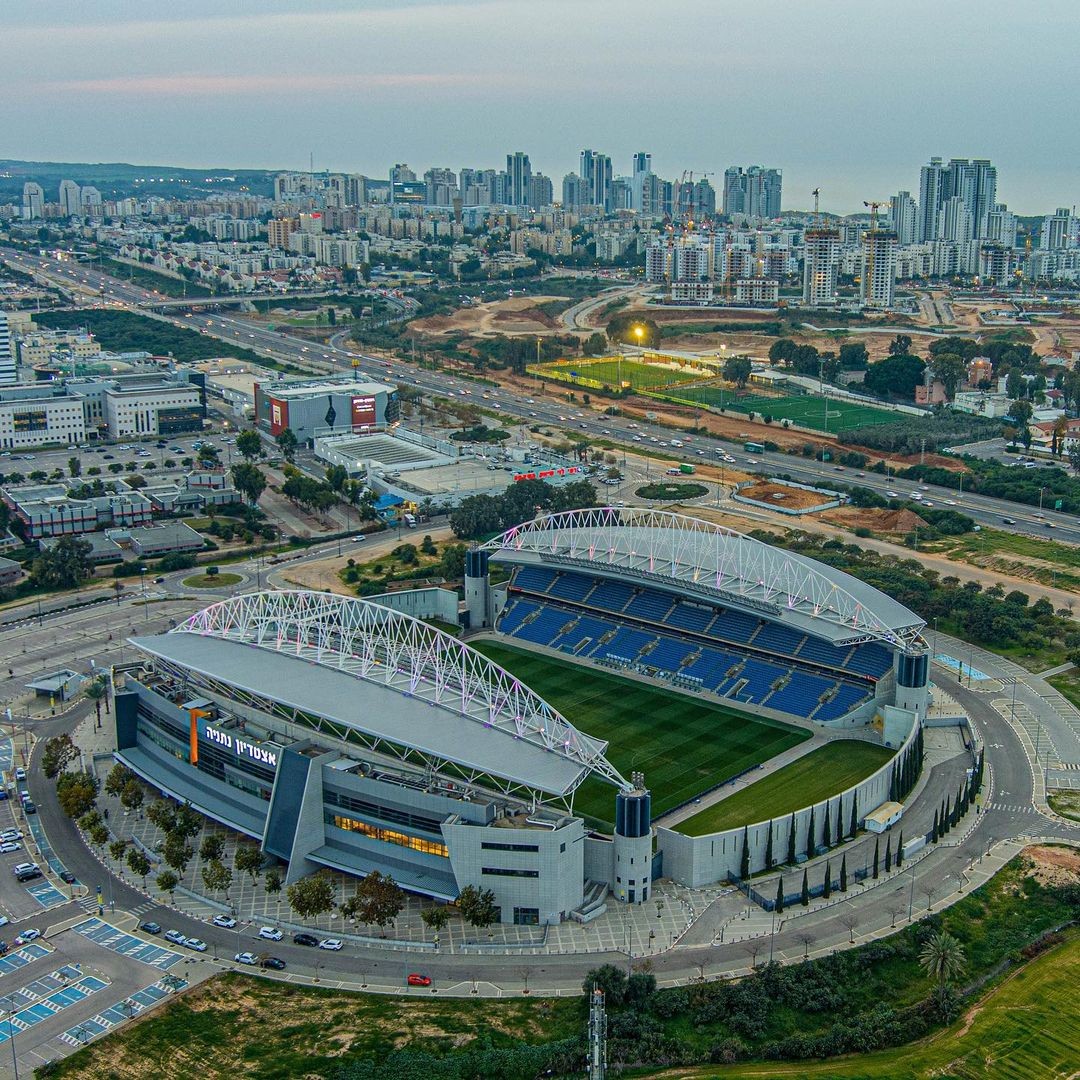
(676, 741, 894, 835)
(670, 387, 900, 434)
(471, 641, 809, 829)
(535, 359, 703, 391)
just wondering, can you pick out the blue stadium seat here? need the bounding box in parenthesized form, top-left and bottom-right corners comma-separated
(551, 614, 615, 652)
(497, 598, 536, 635)
(845, 644, 893, 678)
(512, 566, 558, 595)
(732, 658, 788, 703)
(709, 609, 760, 644)
(752, 623, 806, 656)
(665, 603, 716, 633)
(814, 683, 872, 721)
(624, 590, 676, 621)
(548, 572, 596, 603)
(588, 579, 637, 612)
(512, 606, 572, 647)
(796, 636, 854, 668)
(597, 626, 654, 661)
(766, 671, 836, 718)
(644, 637, 696, 672)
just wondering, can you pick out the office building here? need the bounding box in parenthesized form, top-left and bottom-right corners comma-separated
(22, 183, 44, 221)
(861, 230, 898, 309)
(58, 180, 82, 217)
(506, 152, 531, 207)
(0, 384, 86, 448)
(723, 166, 782, 219)
(802, 228, 841, 307)
(67, 372, 206, 439)
(562, 173, 586, 210)
(580, 150, 612, 209)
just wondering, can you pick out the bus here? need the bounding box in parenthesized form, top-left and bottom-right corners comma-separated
(744, 442, 765, 454)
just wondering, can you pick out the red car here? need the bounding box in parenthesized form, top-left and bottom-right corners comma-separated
(406, 973, 431, 987)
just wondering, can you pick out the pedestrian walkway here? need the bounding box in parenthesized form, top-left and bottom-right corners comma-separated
(71, 919, 185, 971)
(0, 972, 108, 1044)
(58, 977, 189, 1048)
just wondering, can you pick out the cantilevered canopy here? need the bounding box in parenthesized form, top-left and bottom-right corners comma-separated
(132, 591, 628, 797)
(483, 507, 925, 648)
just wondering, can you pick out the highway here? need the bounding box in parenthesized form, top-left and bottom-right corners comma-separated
(6, 248, 1078, 548)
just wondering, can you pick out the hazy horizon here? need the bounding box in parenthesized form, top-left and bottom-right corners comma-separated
(5, 0, 1078, 216)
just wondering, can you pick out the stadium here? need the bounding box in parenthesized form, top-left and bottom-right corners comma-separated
(109, 509, 930, 923)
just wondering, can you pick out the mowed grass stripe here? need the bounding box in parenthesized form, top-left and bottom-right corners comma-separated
(677, 741, 894, 835)
(472, 641, 808, 827)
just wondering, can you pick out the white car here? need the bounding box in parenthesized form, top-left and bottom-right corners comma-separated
(0, 916, 8, 928)
(318, 938, 343, 951)
(258, 926, 282, 941)
(165, 929, 186, 945)
(15, 929, 40, 944)
(234, 952, 258, 965)
(212, 914, 237, 929)
(184, 938, 208, 952)
(886, 490, 899, 498)
(0, 831, 22, 842)
(0, 842, 21, 854)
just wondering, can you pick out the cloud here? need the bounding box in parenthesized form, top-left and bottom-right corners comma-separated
(36, 72, 505, 96)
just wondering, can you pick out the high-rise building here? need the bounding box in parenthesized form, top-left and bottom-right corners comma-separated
(985, 205, 1017, 247)
(692, 178, 716, 220)
(1040, 208, 1075, 250)
(889, 191, 918, 246)
(579, 150, 612, 209)
(21, 183, 43, 221)
(917, 158, 945, 242)
(978, 244, 1013, 287)
(802, 228, 841, 307)
(722, 167, 781, 219)
(918, 156, 997, 241)
(423, 167, 457, 206)
(562, 173, 585, 210)
(860, 230, 898, 309)
(528, 173, 553, 209)
(609, 176, 632, 211)
(506, 152, 532, 207)
(388, 164, 415, 203)
(632, 152, 651, 177)
(80, 186, 102, 215)
(58, 180, 82, 217)
(0, 312, 14, 386)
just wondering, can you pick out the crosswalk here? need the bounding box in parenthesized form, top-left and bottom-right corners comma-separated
(985, 802, 1041, 814)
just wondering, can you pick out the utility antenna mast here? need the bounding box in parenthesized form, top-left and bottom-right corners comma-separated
(588, 985, 607, 1080)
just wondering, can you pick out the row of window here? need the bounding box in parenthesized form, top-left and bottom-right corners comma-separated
(329, 814, 449, 858)
(325, 788, 445, 837)
(482, 866, 539, 878)
(480, 841, 539, 853)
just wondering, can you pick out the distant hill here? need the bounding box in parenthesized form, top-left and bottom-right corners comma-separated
(0, 159, 276, 200)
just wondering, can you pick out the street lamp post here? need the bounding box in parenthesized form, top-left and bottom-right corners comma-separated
(2, 995, 19, 1080)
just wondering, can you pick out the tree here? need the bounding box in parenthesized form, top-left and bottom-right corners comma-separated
(786, 812, 797, 865)
(354, 870, 406, 931)
(849, 796, 858, 839)
(740, 826, 750, 879)
(200, 833, 226, 862)
(231, 462, 267, 506)
(931, 352, 966, 398)
(275, 427, 299, 463)
(265, 867, 283, 894)
(895, 830, 904, 868)
(56, 771, 99, 818)
(800, 869, 810, 907)
(932, 808, 940, 843)
(421, 906, 450, 936)
(884, 835, 892, 873)
(838, 341, 869, 370)
(420, 533, 437, 556)
(163, 832, 193, 875)
(85, 676, 109, 726)
(68, 456, 81, 478)
(583, 332, 607, 357)
(235, 844, 263, 884)
(174, 803, 201, 839)
(774, 875, 784, 914)
(839, 854, 848, 893)
(456, 884, 500, 930)
(156, 870, 179, 897)
(723, 355, 753, 389)
(201, 859, 233, 896)
(127, 847, 151, 886)
(768, 338, 797, 365)
(109, 838, 129, 861)
(120, 779, 144, 814)
(43, 734, 79, 779)
(287, 872, 336, 920)
(146, 799, 178, 834)
(30, 536, 93, 590)
(805, 805, 816, 860)
(919, 929, 966, 991)
(872, 837, 880, 880)
(235, 429, 263, 462)
(864, 354, 926, 400)
(888, 333, 912, 356)
(582, 964, 627, 1005)
(450, 493, 503, 540)
(840, 910, 860, 944)
(822, 860, 832, 899)
(823, 802, 831, 848)
(764, 821, 774, 869)
(324, 464, 349, 493)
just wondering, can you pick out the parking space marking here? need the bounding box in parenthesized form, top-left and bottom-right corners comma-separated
(0, 943, 51, 979)
(0, 971, 108, 1043)
(58, 977, 187, 1047)
(26, 881, 68, 910)
(72, 919, 185, 970)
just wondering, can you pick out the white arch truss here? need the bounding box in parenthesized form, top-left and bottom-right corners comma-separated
(482, 507, 924, 648)
(171, 590, 628, 792)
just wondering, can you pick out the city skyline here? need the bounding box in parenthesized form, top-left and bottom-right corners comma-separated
(3, 0, 1079, 215)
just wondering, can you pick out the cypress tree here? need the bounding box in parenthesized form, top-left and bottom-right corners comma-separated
(940, 798, 947, 833)
(801, 869, 809, 907)
(823, 802, 831, 848)
(943, 796, 952, 834)
(839, 854, 848, 893)
(775, 875, 784, 915)
(823, 859, 832, 899)
(849, 795, 858, 838)
(787, 812, 797, 865)
(872, 837, 880, 879)
(740, 826, 750, 879)
(806, 806, 816, 859)
(932, 808, 940, 843)
(765, 821, 774, 870)
(884, 835, 892, 873)
(835, 799, 843, 846)
(895, 830, 904, 868)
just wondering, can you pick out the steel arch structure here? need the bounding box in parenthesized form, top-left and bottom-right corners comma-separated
(171, 591, 629, 793)
(482, 507, 925, 649)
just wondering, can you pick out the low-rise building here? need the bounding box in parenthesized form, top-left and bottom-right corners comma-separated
(3, 481, 154, 540)
(0, 385, 87, 449)
(112, 522, 205, 557)
(0, 555, 22, 587)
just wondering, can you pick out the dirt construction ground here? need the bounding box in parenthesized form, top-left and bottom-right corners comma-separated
(739, 481, 837, 511)
(411, 296, 567, 337)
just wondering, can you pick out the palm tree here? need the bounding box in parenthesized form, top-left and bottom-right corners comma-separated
(85, 676, 109, 728)
(919, 929, 966, 991)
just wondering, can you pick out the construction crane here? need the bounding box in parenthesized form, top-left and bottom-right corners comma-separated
(812, 188, 821, 226)
(862, 200, 886, 306)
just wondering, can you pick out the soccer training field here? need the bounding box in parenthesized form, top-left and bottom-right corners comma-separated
(471, 640, 809, 828)
(676, 741, 895, 835)
(534, 359, 703, 392)
(668, 386, 900, 434)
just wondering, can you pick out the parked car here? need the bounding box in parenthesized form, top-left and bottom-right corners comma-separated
(139, 922, 161, 935)
(234, 952, 258, 965)
(292, 933, 319, 947)
(0, 843, 22, 854)
(212, 914, 237, 929)
(11, 862, 36, 876)
(258, 926, 282, 941)
(407, 973, 432, 987)
(184, 938, 208, 952)
(14, 929, 40, 945)
(23, 802, 36, 815)
(317, 938, 342, 951)
(260, 956, 286, 970)
(14, 768, 25, 782)
(164, 930, 187, 945)
(60, 871, 76, 884)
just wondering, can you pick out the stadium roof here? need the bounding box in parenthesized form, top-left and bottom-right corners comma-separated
(130, 591, 628, 797)
(483, 507, 925, 648)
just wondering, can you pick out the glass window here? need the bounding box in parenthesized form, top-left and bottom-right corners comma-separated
(329, 813, 448, 858)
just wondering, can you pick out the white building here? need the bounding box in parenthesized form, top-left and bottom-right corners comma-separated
(861, 231, 898, 309)
(802, 228, 840, 306)
(58, 180, 82, 217)
(21, 184, 44, 221)
(1041, 208, 1076, 251)
(104, 384, 204, 438)
(0, 386, 87, 449)
(889, 191, 918, 246)
(0, 312, 13, 386)
(735, 278, 779, 305)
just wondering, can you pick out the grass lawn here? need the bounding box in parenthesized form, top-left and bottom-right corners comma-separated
(928, 527, 1080, 593)
(668, 388, 900, 434)
(182, 572, 243, 589)
(1048, 669, 1080, 711)
(667, 931, 1080, 1079)
(676, 741, 894, 835)
(470, 640, 808, 827)
(935, 617, 1069, 674)
(533, 358, 705, 392)
(1048, 789, 1080, 822)
(99, 257, 213, 298)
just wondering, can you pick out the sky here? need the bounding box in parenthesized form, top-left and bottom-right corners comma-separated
(4, 0, 1079, 215)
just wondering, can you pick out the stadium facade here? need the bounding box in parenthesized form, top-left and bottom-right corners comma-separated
(111, 509, 929, 917)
